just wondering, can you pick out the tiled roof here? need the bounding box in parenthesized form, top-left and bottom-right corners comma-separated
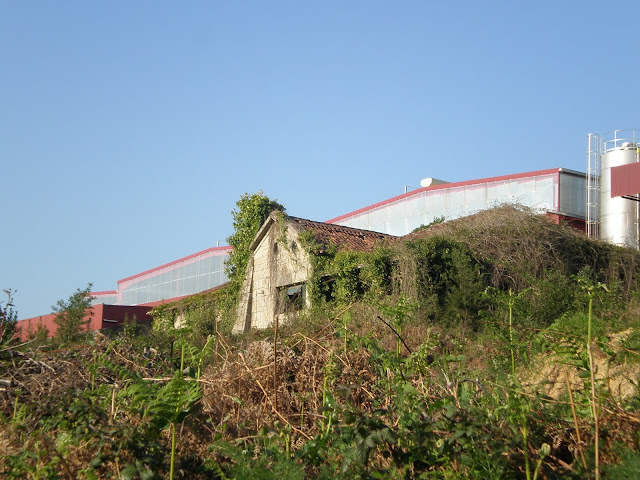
(288, 215, 395, 252)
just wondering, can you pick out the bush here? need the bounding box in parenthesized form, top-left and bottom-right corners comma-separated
(53, 283, 93, 345)
(396, 236, 487, 329)
(0, 289, 17, 345)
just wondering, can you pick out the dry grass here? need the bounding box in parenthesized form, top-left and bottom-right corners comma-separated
(201, 331, 378, 443)
(404, 205, 640, 292)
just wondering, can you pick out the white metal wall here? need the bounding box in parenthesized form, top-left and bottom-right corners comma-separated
(117, 249, 230, 305)
(333, 170, 584, 236)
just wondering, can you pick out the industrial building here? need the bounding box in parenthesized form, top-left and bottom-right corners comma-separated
(587, 129, 640, 249)
(327, 167, 587, 235)
(17, 304, 155, 341)
(17, 246, 232, 340)
(16, 129, 640, 338)
(91, 245, 232, 307)
(326, 129, 640, 245)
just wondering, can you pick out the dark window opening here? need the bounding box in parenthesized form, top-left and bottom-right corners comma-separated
(318, 275, 335, 303)
(276, 284, 306, 314)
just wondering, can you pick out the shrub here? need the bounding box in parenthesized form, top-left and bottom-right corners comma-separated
(53, 283, 93, 345)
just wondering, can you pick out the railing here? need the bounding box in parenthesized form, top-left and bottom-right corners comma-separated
(601, 129, 639, 153)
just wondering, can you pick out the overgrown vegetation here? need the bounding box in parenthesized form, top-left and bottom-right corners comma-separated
(2, 205, 640, 478)
(222, 191, 285, 317)
(0, 289, 17, 345)
(52, 283, 94, 345)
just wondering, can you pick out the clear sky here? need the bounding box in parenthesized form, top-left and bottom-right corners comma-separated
(2, 1, 639, 319)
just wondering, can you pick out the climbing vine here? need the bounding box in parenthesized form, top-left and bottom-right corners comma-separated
(220, 191, 285, 318)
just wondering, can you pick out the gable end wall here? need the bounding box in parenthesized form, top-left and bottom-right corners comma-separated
(233, 221, 312, 332)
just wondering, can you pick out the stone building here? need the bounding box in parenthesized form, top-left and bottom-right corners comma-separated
(233, 211, 394, 333)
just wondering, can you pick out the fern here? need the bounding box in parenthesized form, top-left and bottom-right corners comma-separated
(86, 333, 208, 478)
(148, 372, 201, 431)
(179, 334, 215, 379)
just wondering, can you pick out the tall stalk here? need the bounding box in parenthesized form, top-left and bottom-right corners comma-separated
(273, 316, 279, 413)
(507, 289, 516, 376)
(492, 287, 534, 479)
(579, 276, 607, 480)
(521, 420, 531, 480)
(343, 312, 349, 356)
(587, 287, 600, 480)
(169, 337, 186, 480)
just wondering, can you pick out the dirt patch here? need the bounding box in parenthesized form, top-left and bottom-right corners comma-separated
(524, 330, 640, 401)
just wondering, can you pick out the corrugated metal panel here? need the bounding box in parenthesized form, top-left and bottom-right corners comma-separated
(611, 162, 640, 198)
(117, 247, 231, 305)
(331, 171, 563, 236)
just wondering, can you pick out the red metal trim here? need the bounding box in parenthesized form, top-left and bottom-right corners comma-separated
(91, 290, 117, 296)
(325, 168, 562, 224)
(117, 246, 232, 284)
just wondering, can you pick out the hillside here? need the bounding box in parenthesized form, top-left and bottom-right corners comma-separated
(2, 206, 640, 479)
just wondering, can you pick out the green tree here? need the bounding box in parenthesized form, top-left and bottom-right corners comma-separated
(53, 283, 94, 344)
(0, 289, 18, 345)
(223, 192, 284, 302)
(33, 322, 50, 343)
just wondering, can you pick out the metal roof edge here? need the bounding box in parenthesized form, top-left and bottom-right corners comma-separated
(117, 245, 233, 284)
(558, 168, 587, 177)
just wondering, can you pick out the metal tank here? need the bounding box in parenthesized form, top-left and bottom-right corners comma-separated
(599, 132, 639, 249)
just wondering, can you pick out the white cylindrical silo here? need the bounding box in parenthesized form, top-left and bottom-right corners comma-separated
(600, 141, 639, 249)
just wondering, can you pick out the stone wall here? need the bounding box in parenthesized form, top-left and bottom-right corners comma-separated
(234, 220, 311, 332)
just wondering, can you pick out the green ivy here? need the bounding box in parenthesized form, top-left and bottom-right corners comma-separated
(223, 192, 285, 310)
(401, 236, 487, 329)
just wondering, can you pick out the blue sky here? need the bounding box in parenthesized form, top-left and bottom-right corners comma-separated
(2, 1, 639, 319)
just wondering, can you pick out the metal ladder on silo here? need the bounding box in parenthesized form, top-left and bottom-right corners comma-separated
(586, 133, 600, 240)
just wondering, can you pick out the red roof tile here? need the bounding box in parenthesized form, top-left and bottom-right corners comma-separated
(288, 216, 395, 252)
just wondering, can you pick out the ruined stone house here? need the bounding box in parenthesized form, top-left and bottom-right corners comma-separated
(233, 211, 395, 333)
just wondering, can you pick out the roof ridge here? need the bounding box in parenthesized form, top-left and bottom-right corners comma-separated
(285, 213, 397, 238)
